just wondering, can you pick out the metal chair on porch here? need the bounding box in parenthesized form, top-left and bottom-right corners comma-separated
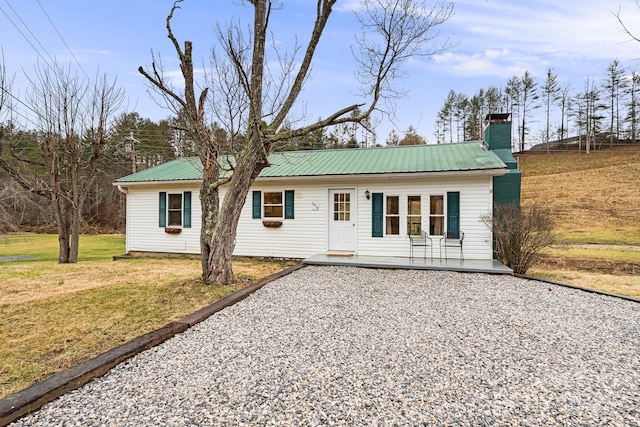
(441, 231, 464, 261)
(409, 231, 434, 260)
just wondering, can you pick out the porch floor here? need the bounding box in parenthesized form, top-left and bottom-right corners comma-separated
(303, 254, 513, 275)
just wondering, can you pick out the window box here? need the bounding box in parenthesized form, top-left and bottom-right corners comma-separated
(164, 227, 182, 234)
(262, 220, 283, 228)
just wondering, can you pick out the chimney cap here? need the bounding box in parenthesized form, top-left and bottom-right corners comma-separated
(485, 113, 511, 123)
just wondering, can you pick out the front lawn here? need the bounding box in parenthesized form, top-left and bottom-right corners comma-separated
(0, 233, 297, 399)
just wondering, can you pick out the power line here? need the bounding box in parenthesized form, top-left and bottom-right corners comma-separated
(34, 0, 90, 80)
(0, 1, 54, 70)
(0, 86, 42, 128)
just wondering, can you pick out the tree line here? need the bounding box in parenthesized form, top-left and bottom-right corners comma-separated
(434, 59, 640, 152)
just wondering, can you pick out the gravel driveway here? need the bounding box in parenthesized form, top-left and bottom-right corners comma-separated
(12, 266, 640, 426)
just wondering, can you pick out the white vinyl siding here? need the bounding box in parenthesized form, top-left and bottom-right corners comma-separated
(126, 184, 201, 254)
(234, 183, 327, 258)
(122, 174, 494, 260)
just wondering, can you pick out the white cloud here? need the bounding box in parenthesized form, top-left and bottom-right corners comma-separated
(421, 0, 640, 85)
(335, 1, 364, 13)
(431, 49, 532, 79)
(87, 49, 116, 57)
(448, 0, 640, 63)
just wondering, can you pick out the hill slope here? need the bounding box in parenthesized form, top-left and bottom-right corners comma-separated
(519, 146, 640, 245)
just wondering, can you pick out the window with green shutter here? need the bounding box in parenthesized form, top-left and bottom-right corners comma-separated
(253, 190, 295, 220)
(159, 191, 191, 228)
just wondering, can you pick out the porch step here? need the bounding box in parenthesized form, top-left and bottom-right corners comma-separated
(326, 252, 355, 257)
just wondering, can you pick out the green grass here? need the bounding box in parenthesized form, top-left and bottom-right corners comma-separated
(0, 233, 296, 399)
(558, 227, 640, 246)
(0, 233, 125, 262)
(543, 246, 640, 262)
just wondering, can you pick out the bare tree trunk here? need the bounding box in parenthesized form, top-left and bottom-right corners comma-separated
(199, 156, 221, 282)
(69, 202, 82, 263)
(203, 138, 268, 284)
(51, 192, 70, 263)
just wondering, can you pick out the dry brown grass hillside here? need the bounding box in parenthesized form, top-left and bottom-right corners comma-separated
(519, 146, 640, 245)
(518, 145, 640, 298)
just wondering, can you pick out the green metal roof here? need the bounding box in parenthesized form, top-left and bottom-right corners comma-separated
(115, 142, 506, 184)
(115, 157, 203, 183)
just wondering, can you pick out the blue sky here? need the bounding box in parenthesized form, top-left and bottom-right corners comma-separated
(2, 0, 640, 146)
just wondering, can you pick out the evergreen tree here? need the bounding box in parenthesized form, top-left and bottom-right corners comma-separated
(519, 71, 539, 152)
(386, 129, 400, 146)
(604, 59, 627, 147)
(542, 68, 561, 152)
(399, 125, 426, 145)
(625, 69, 640, 144)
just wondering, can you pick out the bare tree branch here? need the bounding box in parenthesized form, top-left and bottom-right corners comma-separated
(614, 5, 640, 43)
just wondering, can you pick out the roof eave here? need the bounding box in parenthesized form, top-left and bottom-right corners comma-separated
(112, 179, 203, 187)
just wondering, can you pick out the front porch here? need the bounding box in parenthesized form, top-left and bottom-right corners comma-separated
(303, 254, 512, 274)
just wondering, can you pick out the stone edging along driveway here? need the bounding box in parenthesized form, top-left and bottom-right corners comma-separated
(0, 264, 305, 426)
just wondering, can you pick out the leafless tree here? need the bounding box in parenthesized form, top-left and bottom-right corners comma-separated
(0, 63, 124, 262)
(139, 0, 454, 285)
(481, 203, 557, 275)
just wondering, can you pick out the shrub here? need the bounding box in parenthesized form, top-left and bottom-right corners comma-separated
(482, 203, 557, 275)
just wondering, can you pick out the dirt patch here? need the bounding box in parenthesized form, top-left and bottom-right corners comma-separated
(535, 255, 640, 276)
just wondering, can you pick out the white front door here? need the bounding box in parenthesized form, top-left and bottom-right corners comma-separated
(328, 189, 356, 252)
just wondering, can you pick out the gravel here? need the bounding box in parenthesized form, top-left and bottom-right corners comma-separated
(11, 266, 640, 426)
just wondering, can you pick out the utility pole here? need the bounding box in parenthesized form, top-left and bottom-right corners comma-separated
(125, 132, 139, 173)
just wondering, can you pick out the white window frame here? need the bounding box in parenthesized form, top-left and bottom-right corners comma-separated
(332, 191, 352, 222)
(385, 194, 400, 236)
(407, 195, 422, 236)
(263, 191, 284, 219)
(167, 193, 183, 227)
(429, 194, 445, 236)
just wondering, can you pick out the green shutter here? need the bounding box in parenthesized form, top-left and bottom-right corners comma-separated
(284, 190, 294, 219)
(372, 192, 383, 238)
(447, 192, 460, 238)
(183, 191, 192, 228)
(159, 192, 167, 227)
(252, 191, 262, 219)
